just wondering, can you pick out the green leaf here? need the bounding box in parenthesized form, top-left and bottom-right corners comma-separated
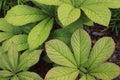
(80, 74, 96, 80)
(11, 76, 19, 80)
(33, 0, 62, 5)
(45, 66, 79, 80)
(2, 35, 28, 51)
(18, 71, 42, 80)
(51, 18, 83, 44)
(58, 3, 80, 26)
(82, 0, 120, 8)
(45, 39, 77, 68)
(71, 29, 91, 67)
(81, 5, 111, 26)
(28, 18, 53, 50)
(90, 63, 120, 80)
(5, 5, 47, 26)
(0, 32, 14, 42)
(87, 37, 115, 70)
(8, 43, 18, 72)
(0, 77, 10, 80)
(0, 53, 13, 71)
(0, 70, 13, 78)
(18, 50, 42, 71)
(0, 18, 21, 34)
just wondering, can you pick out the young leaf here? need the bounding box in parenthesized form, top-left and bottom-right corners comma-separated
(71, 29, 91, 67)
(87, 37, 115, 70)
(0, 70, 13, 78)
(81, 5, 111, 26)
(28, 18, 53, 50)
(90, 63, 120, 80)
(8, 43, 18, 72)
(46, 39, 77, 68)
(45, 66, 79, 80)
(18, 71, 42, 80)
(2, 35, 28, 51)
(0, 32, 14, 42)
(33, 0, 62, 6)
(58, 3, 80, 26)
(18, 50, 42, 71)
(5, 5, 47, 26)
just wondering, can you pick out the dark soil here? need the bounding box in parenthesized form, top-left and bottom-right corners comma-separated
(29, 24, 120, 80)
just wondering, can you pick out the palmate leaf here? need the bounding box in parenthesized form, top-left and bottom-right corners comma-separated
(2, 35, 28, 51)
(82, 0, 120, 8)
(18, 72, 42, 80)
(58, 3, 80, 26)
(87, 37, 115, 70)
(71, 29, 91, 67)
(81, 5, 111, 26)
(45, 66, 79, 80)
(90, 63, 120, 80)
(46, 39, 77, 68)
(5, 5, 47, 26)
(18, 50, 42, 71)
(28, 18, 53, 50)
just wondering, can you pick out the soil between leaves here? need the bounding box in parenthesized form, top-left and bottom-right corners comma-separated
(29, 24, 120, 80)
